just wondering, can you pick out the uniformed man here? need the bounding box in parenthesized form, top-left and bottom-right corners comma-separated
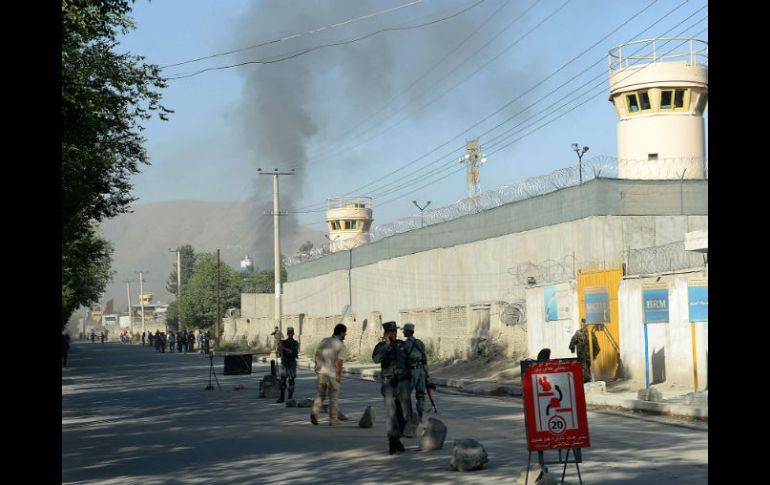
(372, 321, 414, 455)
(569, 319, 600, 383)
(276, 326, 300, 403)
(270, 326, 284, 358)
(402, 323, 430, 420)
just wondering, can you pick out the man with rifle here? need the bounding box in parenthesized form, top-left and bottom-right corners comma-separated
(402, 323, 432, 420)
(276, 326, 300, 403)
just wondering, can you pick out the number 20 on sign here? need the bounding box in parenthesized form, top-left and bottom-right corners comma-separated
(521, 359, 591, 451)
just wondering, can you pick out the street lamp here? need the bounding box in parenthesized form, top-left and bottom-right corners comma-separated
(571, 143, 589, 185)
(412, 200, 431, 228)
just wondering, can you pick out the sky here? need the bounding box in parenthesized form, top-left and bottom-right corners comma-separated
(118, 0, 708, 234)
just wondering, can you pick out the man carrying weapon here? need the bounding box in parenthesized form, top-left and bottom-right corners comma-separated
(276, 326, 300, 403)
(402, 323, 430, 420)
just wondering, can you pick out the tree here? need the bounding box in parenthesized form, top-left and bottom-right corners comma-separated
(62, 0, 170, 327)
(165, 300, 179, 332)
(239, 255, 287, 293)
(166, 245, 197, 295)
(62, 227, 115, 328)
(178, 253, 241, 332)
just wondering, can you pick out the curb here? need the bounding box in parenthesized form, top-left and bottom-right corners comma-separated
(286, 358, 707, 420)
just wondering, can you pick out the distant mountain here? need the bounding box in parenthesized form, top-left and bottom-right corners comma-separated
(99, 200, 325, 312)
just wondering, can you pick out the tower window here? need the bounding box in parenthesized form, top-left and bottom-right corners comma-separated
(648, 153, 659, 161)
(661, 90, 673, 109)
(639, 91, 651, 110)
(695, 92, 708, 114)
(674, 89, 685, 108)
(626, 93, 639, 113)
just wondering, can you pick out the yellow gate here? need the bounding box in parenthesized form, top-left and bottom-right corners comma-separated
(577, 266, 623, 380)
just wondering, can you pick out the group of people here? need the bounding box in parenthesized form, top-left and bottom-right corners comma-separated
(284, 320, 430, 455)
(141, 329, 210, 354)
(273, 318, 598, 456)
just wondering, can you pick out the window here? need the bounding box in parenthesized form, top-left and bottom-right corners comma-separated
(363, 221, 371, 231)
(639, 91, 651, 111)
(648, 153, 658, 161)
(660, 88, 690, 111)
(695, 92, 708, 114)
(661, 90, 673, 110)
(626, 93, 639, 113)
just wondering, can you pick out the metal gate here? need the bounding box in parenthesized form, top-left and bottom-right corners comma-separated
(577, 266, 623, 380)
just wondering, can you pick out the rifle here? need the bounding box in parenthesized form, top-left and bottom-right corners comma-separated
(426, 375, 438, 413)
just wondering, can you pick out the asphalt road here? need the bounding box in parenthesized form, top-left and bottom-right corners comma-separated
(62, 341, 707, 484)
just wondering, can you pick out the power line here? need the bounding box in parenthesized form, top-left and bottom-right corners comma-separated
(167, 0, 488, 80)
(162, 0, 425, 69)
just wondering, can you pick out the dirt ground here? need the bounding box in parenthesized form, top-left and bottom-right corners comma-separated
(429, 356, 523, 383)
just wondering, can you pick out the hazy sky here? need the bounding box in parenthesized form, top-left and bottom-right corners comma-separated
(119, 0, 708, 232)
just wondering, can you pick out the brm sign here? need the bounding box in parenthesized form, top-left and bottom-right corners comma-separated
(521, 359, 591, 451)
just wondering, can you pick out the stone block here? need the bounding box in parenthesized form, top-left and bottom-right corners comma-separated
(637, 387, 663, 402)
(583, 381, 606, 395)
(419, 417, 447, 451)
(517, 464, 561, 485)
(358, 405, 375, 428)
(449, 439, 488, 471)
(285, 399, 297, 408)
(297, 398, 314, 408)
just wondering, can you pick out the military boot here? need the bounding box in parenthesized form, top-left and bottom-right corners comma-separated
(395, 438, 406, 452)
(287, 390, 294, 400)
(388, 437, 400, 455)
(276, 388, 285, 403)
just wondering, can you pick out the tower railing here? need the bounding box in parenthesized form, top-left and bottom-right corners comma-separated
(326, 196, 372, 210)
(609, 38, 708, 72)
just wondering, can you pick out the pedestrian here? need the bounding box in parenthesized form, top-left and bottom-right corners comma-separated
(270, 326, 284, 358)
(198, 332, 204, 354)
(177, 331, 184, 353)
(168, 331, 176, 352)
(188, 331, 195, 352)
(569, 319, 600, 383)
(182, 330, 189, 354)
(310, 323, 347, 426)
(402, 323, 430, 420)
(142, 331, 146, 346)
(277, 326, 300, 403)
(100, 331, 105, 344)
(62, 330, 71, 367)
(372, 321, 414, 455)
(90, 330, 96, 343)
(204, 331, 211, 354)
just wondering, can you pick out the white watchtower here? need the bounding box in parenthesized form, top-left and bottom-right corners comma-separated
(326, 197, 373, 252)
(608, 38, 708, 179)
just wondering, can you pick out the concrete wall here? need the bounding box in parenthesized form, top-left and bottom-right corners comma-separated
(618, 273, 708, 390)
(525, 282, 581, 360)
(240, 293, 275, 318)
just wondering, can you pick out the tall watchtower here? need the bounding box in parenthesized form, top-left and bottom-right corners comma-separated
(326, 197, 373, 252)
(608, 38, 708, 179)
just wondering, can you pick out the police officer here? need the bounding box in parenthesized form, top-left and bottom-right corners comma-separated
(277, 326, 300, 403)
(372, 321, 414, 455)
(569, 319, 600, 383)
(402, 323, 429, 420)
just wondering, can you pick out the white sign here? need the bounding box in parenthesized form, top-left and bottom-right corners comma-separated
(531, 371, 579, 434)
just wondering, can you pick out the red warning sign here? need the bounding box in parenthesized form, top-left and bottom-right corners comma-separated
(522, 359, 590, 451)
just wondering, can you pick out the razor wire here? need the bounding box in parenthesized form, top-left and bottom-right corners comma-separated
(286, 156, 707, 266)
(624, 240, 706, 275)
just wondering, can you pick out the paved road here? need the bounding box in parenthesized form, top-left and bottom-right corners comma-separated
(62, 342, 707, 484)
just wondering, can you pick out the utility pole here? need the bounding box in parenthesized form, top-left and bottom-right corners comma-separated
(412, 200, 431, 228)
(216, 248, 221, 350)
(458, 139, 487, 198)
(168, 248, 182, 331)
(123, 279, 133, 335)
(258, 167, 295, 332)
(136, 270, 148, 336)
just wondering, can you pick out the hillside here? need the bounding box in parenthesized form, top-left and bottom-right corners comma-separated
(97, 200, 325, 312)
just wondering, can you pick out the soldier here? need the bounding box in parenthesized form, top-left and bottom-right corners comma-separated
(402, 323, 429, 421)
(270, 326, 284, 358)
(569, 319, 600, 383)
(276, 326, 300, 403)
(311, 324, 347, 426)
(372, 321, 414, 455)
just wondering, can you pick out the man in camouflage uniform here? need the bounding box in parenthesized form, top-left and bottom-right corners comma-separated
(569, 319, 600, 383)
(372, 321, 414, 455)
(276, 326, 300, 403)
(402, 323, 429, 420)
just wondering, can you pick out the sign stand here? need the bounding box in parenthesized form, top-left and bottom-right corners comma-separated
(524, 448, 583, 484)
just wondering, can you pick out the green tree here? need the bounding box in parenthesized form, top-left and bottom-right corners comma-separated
(62, 0, 169, 327)
(62, 227, 115, 328)
(179, 253, 241, 334)
(239, 259, 287, 294)
(165, 300, 179, 331)
(166, 244, 197, 295)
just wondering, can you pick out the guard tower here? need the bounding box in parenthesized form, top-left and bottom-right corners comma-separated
(609, 38, 708, 179)
(326, 197, 373, 252)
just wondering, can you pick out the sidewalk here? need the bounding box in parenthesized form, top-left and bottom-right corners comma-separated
(260, 356, 707, 421)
